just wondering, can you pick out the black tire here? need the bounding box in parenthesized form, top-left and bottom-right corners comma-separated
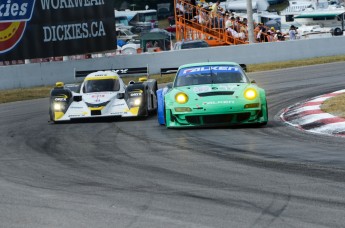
(333, 27, 343, 36)
(153, 81, 158, 96)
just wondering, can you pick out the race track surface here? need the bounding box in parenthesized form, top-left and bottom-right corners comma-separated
(1, 62, 345, 228)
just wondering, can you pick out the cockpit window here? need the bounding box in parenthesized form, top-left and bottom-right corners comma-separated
(84, 79, 120, 93)
(175, 65, 248, 87)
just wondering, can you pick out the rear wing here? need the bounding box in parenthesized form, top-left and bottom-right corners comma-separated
(160, 67, 179, 77)
(74, 66, 149, 80)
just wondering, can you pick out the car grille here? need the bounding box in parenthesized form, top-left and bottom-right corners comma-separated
(91, 110, 102, 116)
(185, 113, 251, 125)
(198, 91, 234, 97)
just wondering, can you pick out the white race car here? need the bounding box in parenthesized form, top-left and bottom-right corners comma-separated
(49, 70, 157, 122)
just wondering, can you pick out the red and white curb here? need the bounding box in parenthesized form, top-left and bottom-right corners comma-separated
(280, 89, 345, 137)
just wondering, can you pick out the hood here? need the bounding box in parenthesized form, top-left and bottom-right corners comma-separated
(83, 92, 118, 106)
(175, 83, 249, 97)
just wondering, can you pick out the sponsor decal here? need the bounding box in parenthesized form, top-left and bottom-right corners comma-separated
(54, 97, 67, 101)
(203, 101, 234, 105)
(130, 92, 142, 97)
(180, 66, 239, 75)
(113, 69, 128, 74)
(0, 0, 36, 54)
(41, 0, 106, 43)
(193, 86, 211, 93)
(91, 94, 105, 98)
(111, 112, 123, 115)
(218, 85, 236, 90)
(113, 103, 125, 107)
(40, 0, 104, 10)
(43, 21, 106, 42)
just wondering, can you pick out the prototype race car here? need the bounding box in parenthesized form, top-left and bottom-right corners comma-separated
(157, 62, 268, 128)
(49, 70, 157, 122)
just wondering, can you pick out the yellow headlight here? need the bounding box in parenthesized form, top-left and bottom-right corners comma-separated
(244, 89, 257, 100)
(175, 93, 189, 104)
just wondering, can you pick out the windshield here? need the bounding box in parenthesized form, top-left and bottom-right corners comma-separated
(181, 42, 209, 49)
(116, 17, 129, 26)
(122, 29, 134, 36)
(174, 65, 248, 87)
(139, 12, 158, 22)
(84, 79, 120, 93)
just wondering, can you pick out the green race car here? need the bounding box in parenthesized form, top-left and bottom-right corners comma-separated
(157, 62, 268, 128)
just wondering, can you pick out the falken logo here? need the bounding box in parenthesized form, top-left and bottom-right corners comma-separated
(0, 0, 36, 54)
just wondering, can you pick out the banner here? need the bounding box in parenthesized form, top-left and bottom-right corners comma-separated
(0, 0, 116, 61)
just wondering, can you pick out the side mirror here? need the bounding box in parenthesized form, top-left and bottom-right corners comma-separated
(251, 80, 256, 84)
(139, 77, 147, 82)
(117, 93, 125, 99)
(55, 81, 64, 88)
(239, 64, 247, 72)
(166, 82, 173, 89)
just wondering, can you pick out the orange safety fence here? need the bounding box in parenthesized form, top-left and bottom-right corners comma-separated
(174, 0, 278, 46)
(174, 0, 248, 46)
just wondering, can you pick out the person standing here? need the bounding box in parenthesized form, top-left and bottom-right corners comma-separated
(210, 0, 221, 28)
(289, 25, 298, 40)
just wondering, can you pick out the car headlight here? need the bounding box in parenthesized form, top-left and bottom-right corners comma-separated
(175, 92, 188, 104)
(134, 98, 141, 106)
(244, 89, 257, 100)
(53, 103, 63, 111)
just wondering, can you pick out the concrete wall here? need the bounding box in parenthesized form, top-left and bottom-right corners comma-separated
(1, 36, 345, 90)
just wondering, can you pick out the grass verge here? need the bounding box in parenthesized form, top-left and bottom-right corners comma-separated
(320, 93, 345, 118)
(1, 55, 345, 105)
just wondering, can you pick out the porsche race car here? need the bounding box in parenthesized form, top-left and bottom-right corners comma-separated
(157, 62, 268, 128)
(49, 70, 157, 122)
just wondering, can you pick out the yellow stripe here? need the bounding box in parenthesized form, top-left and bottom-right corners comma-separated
(89, 106, 104, 111)
(54, 112, 64, 120)
(129, 107, 139, 115)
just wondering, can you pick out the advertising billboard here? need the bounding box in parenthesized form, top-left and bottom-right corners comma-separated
(0, 0, 116, 61)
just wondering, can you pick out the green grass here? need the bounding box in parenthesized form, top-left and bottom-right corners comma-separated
(321, 94, 345, 118)
(1, 55, 345, 104)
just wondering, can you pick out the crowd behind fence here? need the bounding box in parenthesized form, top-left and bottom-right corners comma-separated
(175, 0, 296, 44)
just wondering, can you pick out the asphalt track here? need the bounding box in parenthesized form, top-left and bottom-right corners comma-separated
(1, 62, 345, 228)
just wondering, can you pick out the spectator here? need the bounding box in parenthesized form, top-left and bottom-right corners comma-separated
(256, 23, 268, 42)
(190, 0, 197, 18)
(176, 0, 186, 15)
(275, 30, 285, 41)
(210, 0, 222, 28)
(153, 40, 159, 47)
(198, 5, 210, 27)
(239, 23, 248, 40)
(146, 41, 153, 48)
(225, 15, 233, 29)
(289, 25, 298, 40)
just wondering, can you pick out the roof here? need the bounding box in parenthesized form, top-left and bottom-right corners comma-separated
(295, 11, 345, 18)
(178, 62, 240, 69)
(175, 40, 208, 44)
(85, 71, 119, 81)
(140, 32, 170, 41)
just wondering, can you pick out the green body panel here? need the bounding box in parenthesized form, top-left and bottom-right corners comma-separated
(164, 62, 268, 128)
